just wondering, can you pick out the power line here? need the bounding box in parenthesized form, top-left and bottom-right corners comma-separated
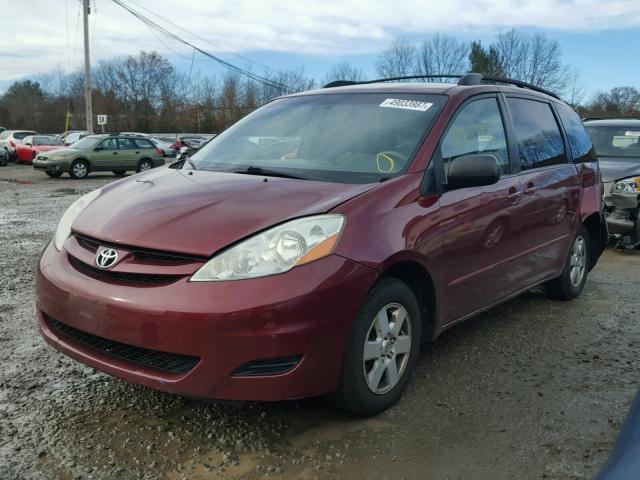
(109, 0, 292, 93)
(126, 0, 276, 73)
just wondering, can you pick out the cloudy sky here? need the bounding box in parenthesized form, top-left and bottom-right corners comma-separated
(1, 0, 639, 96)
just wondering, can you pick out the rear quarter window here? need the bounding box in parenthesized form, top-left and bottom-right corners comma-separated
(134, 138, 154, 149)
(556, 103, 597, 163)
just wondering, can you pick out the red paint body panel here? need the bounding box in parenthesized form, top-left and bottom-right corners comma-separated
(74, 168, 375, 257)
(37, 241, 378, 400)
(16, 144, 58, 163)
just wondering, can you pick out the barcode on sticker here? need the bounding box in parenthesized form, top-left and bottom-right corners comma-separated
(379, 98, 433, 112)
(625, 131, 640, 137)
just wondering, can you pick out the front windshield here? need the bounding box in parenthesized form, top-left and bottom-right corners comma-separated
(69, 136, 102, 150)
(585, 125, 640, 159)
(190, 93, 446, 183)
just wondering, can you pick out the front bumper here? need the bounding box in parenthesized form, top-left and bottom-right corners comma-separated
(36, 242, 377, 401)
(33, 159, 68, 173)
(604, 192, 639, 235)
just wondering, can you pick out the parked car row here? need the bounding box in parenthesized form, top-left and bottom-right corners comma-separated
(0, 129, 38, 159)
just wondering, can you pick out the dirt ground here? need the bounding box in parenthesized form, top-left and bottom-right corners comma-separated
(1, 163, 638, 480)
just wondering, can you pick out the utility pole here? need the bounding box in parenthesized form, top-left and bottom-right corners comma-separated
(83, 0, 93, 134)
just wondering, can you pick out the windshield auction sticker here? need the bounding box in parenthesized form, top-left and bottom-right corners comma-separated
(379, 98, 433, 112)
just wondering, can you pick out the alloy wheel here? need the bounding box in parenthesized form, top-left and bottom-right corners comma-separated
(73, 162, 87, 178)
(569, 235, 587, 287)
(363, 303, 412, 395)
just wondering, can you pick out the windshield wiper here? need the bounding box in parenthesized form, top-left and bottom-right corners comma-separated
(231, 166, 307, 180)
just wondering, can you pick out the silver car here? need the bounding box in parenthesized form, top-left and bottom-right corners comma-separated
(584, 117, 640, 249)
(0, 130, 38, 159)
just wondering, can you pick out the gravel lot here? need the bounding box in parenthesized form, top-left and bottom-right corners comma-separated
(1, 163, 638, 480)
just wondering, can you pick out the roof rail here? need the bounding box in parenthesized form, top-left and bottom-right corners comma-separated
(322, 72, 560, 99)
(322, 74, 464, 89)
(582, 116, 640, 122)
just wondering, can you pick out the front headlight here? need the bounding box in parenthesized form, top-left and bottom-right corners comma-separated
(53, 189, 102, 250)
(190, 214, 345, 281)
(613, 176, 640, 193)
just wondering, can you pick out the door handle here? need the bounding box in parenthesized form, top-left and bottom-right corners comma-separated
(135, 151, 140, 154)
(524, 183, 537, 195)
(507, 190, 522, 200)
(112, 151, 118, 155)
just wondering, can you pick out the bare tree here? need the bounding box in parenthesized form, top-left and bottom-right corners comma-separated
(493, 29, 567, 92)
(564, 67, 585, 108)
(375, 38, 417, 79)
(417, 33, 469, 81)
(584, 86, 640, 116)
(322, 61, 364, 85)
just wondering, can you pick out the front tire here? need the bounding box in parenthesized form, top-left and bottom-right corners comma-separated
(545, 225, 590, 300)
(69, 160, 89, 179)
(330, 278, 421, 416)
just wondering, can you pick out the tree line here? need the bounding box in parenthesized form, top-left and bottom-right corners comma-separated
(0, 29, 638, 134)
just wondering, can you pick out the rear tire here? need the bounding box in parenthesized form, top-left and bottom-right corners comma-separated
(69, 159, 89, 179)
(329, 278, 421, 416)
(545, 225, 590, 300)
(136, 158, 153, 173)
(112, 170, 126, 176)
(45, 171, 63, 178)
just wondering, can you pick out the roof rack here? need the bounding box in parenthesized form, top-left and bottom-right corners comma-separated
(582, 116, 640, 122)
(322, 72, 560, 100)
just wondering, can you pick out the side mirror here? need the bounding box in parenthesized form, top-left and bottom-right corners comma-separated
(25, 142, 32, 147)
(95, 145, 104, 151)
(447, 155, 500, 189)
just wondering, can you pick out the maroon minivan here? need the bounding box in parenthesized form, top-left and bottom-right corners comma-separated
(36, 74, 606, 415)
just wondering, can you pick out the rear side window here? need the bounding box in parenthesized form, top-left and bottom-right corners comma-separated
(556, 104, 597, 163)
(507, 98, 567, 170)
(440, 97, 510, 176)
(100, 138, 118, 150)
(14, 131, 35, 140)
(118, 138, 137, 149)
(134, 138, 154, 149)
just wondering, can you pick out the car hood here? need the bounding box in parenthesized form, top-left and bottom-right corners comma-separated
(33, 145, 60, 152)
(598, 156, 640, 183)
(72, 168, 376, 256)
(38, 147, 71, 157)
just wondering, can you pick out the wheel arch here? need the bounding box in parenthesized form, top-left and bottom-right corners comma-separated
(582, 212, 607, 271)
(70, 157, 91, 172)
(380, 259, 437, 343)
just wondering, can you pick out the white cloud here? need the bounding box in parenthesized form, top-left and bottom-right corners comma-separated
(0, 0, 639, 80)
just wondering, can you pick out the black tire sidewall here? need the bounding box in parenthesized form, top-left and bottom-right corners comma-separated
(336, 278, 422, 416)
(137, 159, 152, 173)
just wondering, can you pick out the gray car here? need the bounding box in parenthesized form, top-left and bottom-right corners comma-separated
(584, 117, 640, 248)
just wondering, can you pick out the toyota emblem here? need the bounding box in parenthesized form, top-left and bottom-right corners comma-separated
(95, 248, 119, 269)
